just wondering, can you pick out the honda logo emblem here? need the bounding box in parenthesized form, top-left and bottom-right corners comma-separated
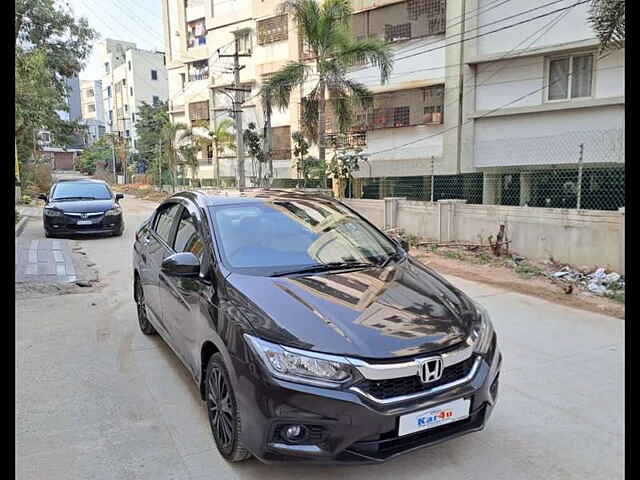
(416, 357, 443, 383)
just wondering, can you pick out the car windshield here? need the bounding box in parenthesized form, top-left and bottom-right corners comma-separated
(52, 182, 112, 201)
(210, 199, 398, 275)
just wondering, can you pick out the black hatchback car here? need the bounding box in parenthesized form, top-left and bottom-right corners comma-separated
(39, 179, 124, 237)
(132, 190, 501, 464)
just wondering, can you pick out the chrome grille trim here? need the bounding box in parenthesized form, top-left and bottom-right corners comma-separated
(64, 212, 104, 217)
(349, 357, 481, 405)
(346, 341, 474, 381)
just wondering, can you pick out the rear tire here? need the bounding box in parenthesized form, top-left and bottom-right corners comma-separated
(135, 277, 156, 335)
(205, 353, 252, 462)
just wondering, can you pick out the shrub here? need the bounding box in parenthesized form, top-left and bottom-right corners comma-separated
(21, 195, 32, 204)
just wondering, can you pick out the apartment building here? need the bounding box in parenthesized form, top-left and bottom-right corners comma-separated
(80, 80, 106, 146)
(161, 0, 624, 209)
(99, 39, 169, 151)
(162, 0, 303, 183)
(461, 0, 625, 210)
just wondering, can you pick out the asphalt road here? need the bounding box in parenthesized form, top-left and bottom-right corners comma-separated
(15, 196, 624, 480)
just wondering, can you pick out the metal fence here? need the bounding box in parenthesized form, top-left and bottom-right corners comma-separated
(346, 163, 624, 211)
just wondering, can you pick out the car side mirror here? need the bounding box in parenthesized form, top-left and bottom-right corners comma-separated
(38, 194, 48, 202)
(115, 193, 124, 201)
(398, 238, 410, 251)
(161, 252, 200, 277)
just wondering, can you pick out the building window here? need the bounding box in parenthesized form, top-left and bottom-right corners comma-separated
(128, 60, 131, 70)
(105, 62, 110, 74)
(238, 31, 251, 54)
(132, 112, 136, 123)
(180, 73, 186, 89)
(153, 96, 160, 105)
(130, 87, 133, 96)
(109, 110, 113, 123)
(393, 106, 410, 127)
(151, 70, 158, 80)
(548, 53, 594, 101)
(422, 84, 444, 123)
(87, 103, 96, 113)
(187, 18, 206, 48)
(189, 100, 210, 126)
(270, 126, 291, 160)
(107, 86, 112, 97)
(385, 23, 412, 43)
(125, 104, 128, 112)
(257, 15, 288, 45)
(352, 0, 445, 43)
(86, 88, 94, 98)
(188, 60, 209, 81)
(134, 139, 138, 149)
(125, 130, 130, 137)
(122, 78, 126, 87)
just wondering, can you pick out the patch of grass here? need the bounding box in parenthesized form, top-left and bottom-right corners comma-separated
(604, 290, 625, 303)
(514, 262, 543, 279)
(443, 250, 465, 261)
(472, 252, 492, 264)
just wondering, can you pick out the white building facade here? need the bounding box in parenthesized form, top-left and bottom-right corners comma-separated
(461, 0, 625, 209)
(99, 39, 169, 151)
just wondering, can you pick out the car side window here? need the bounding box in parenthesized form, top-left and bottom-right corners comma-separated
(153, 203, 182, 245)
(173, 209, 205, 261)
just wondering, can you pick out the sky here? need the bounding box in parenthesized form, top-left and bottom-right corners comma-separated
(65, 0, 165, 81)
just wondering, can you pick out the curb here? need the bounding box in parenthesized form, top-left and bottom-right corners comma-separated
(15, 215, 29, 237)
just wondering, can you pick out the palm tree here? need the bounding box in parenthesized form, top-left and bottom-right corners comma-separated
(210, 118, 236, 187)
(259, 0, 392, 188)
(160, 122, 190, 193)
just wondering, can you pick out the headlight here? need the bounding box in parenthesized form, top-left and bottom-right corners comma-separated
(105, 207, 122, 216)
(244, 334, 354, 387)
(470, 302, 494, 355)
(44, 208, 62, 217)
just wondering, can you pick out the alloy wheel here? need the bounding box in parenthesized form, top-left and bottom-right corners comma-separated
(207, 365, 235, 452)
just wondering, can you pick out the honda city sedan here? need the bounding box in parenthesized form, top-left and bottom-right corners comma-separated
(132, 190, 501, 464)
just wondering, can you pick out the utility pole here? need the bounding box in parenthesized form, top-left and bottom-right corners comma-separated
(111, 136, 117, 180)
(220, 31, 251, 191)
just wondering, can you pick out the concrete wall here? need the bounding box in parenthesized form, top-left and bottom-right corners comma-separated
(476, 0, 594, 56)
(344, 198, 625, 273)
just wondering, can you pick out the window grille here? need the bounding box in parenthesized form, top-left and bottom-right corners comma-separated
(257, 15, 288, 45)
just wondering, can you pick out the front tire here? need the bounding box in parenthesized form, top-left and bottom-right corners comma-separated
(205, 353, 251, 462)
(135, 277, 156, 335)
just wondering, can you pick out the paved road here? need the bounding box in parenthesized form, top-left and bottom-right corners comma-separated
(15, 196, 624, 480)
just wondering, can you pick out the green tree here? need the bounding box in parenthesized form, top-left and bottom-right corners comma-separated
(259, 0, 392, 187)
(15, 0, 96, 180)
(136, 100, 171, 177)
(292, 131, 310, 187)
(243, 123, 266, 186)
(211, 118, 236, 187)
(74, 137, 113, 175)
(588, 0, 625, 51)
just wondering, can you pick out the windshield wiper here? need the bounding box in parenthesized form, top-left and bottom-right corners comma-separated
(378, 250, 405, 269)
(270, 261, 376, 277)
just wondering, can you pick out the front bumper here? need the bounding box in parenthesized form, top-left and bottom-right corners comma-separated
(44, 213, 123, 237)
(232, 342, 502, 464)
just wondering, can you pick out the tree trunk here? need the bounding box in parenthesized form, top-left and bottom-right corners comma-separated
(214, 140, 221, 188)
(317, 78, 327, 189)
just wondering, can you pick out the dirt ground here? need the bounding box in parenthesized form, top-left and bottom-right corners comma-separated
(411, 247, 625, 320)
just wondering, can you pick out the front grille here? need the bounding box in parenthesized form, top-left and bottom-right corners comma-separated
(355, 356, 475, 400)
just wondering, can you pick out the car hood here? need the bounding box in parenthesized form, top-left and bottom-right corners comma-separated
(227, 257, 478, 360)
(47, 199, 115, 213)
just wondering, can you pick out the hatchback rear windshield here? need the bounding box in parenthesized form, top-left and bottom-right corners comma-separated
(209, 200, 397, 275)
(52, 183, 112, 201)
